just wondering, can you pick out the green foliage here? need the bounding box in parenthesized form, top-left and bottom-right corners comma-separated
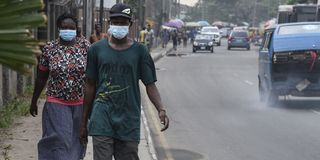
(186, 0, 281, 26)
(0, 86, 33, 128)
(286, 0, 317, 4)
(0, 84, 45, 128)
(0, 0, 46, 74)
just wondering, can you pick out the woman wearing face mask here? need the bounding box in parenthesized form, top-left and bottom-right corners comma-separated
(30, 13, 90, 160)
(80, 3, 169, 160)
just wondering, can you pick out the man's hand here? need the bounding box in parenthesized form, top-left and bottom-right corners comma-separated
(29, 102, 38, 117)
(79, 124, 88, 146)
(159, 109, 169, 132)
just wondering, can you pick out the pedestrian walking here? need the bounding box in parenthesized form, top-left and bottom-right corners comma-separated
(172, 29, 178, 51)
(79, 3, 169, 160)
(160, 28, 170, 48)
(90, 23, 108, 44)
(145, 24, 154, 51)
(182, 29, 188, 48)
(30, 13, 90, 160)
(177, 29, 182, 45)
(139, 27, 146, 44)
(189, 28, 196, 44)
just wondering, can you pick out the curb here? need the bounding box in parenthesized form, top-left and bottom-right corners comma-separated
(140, 45, 174, 160)
(152, 46, 174, 62)
(141, 106, 158, 160)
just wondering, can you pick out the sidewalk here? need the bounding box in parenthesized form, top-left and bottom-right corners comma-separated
(0, 43, 173, 160)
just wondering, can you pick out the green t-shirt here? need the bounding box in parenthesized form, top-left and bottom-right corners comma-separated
(86, 39, 157, 142)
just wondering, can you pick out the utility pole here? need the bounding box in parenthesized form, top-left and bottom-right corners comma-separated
(99, 0, 104, 26)
(174, 0, 176, 18)
(252, 0, 257, 27)
(168, 0, 172, 19)
(268, 0, 270, 18)
(201, 0, 204, 20)
(178, 0, 180, 19)
(83, 0, 93, 38)
(139, 0, 145, 28)
(317, 0, 320, 21)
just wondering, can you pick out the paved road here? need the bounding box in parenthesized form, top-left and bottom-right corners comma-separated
(148, 39, 320, 160)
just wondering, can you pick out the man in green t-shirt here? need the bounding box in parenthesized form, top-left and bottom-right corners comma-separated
(80, 3, 169, 160)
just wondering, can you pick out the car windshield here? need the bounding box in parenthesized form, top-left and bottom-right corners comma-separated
(278, 24, 320, 35)
(232, 32, 248, 37)
(202, 28, 219, 32)
(195, 35, 212, 40)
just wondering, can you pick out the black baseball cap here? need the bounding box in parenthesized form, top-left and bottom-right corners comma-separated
(109, 3, 132, 20)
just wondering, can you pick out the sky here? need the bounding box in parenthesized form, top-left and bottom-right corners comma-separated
(180, 0, 198, 6)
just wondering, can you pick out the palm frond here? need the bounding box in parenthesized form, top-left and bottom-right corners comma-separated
(0, 0, 46, 74)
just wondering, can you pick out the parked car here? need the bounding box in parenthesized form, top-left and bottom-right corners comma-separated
(258, 22, 320, 103)
(220, 27, 231, 37)
(192, 34, 214, 53)
(201, 26, 221, 46)
(233, 26, 248, 31)
(227, 30, 250, 50)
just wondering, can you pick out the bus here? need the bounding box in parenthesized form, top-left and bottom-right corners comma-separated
(277, 5, 293, 24)
(277, 4, 320, 24)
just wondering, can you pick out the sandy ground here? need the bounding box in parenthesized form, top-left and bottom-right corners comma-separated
(0, 102, 42, 160)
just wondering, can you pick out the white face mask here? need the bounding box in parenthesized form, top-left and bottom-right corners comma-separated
(108, 25, 129, 39)
(59, 29, 76, 41)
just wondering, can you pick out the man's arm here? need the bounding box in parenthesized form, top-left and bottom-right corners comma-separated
(80, 78, 96, 145)
(30, 70, 49, 117)
(146, 82, 169, 131)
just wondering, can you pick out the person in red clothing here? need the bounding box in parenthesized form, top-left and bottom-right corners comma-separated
(29, 13, 90, 160)
(90, 23, 108, 43)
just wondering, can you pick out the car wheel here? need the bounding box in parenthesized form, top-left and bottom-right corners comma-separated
(266, 90, 279, 105)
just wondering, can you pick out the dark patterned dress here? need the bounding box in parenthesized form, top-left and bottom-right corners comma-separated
(37, 37, 90, 160)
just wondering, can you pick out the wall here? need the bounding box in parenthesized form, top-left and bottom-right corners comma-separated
(0, 66, 33, 108)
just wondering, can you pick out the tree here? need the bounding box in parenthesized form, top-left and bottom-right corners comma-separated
(287, 0, 317, 4)
(0, 0, 46, 74)
(186, 0, 279, 26)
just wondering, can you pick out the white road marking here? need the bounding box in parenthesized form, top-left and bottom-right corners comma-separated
(156, 68, 166, 71)
(244, 80, 254, 86)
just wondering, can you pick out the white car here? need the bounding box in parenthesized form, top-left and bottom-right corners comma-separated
(201, 26, 221, 46)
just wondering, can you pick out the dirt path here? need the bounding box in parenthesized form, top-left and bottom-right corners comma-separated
(0, 102, 43, 160)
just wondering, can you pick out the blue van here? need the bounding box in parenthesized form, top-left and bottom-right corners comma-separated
(258, 22, 320, 103)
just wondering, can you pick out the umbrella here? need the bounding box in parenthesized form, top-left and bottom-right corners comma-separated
(173, 19, 185, 26)
(212, 21, 224, 27)
(164, 19, 184, 28)
(185, 22, 200, 27)
(197, 21, 210, 26)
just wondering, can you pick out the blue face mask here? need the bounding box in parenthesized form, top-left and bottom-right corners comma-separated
(108, 25, 129, 39)
(59, 29, 76, 41)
